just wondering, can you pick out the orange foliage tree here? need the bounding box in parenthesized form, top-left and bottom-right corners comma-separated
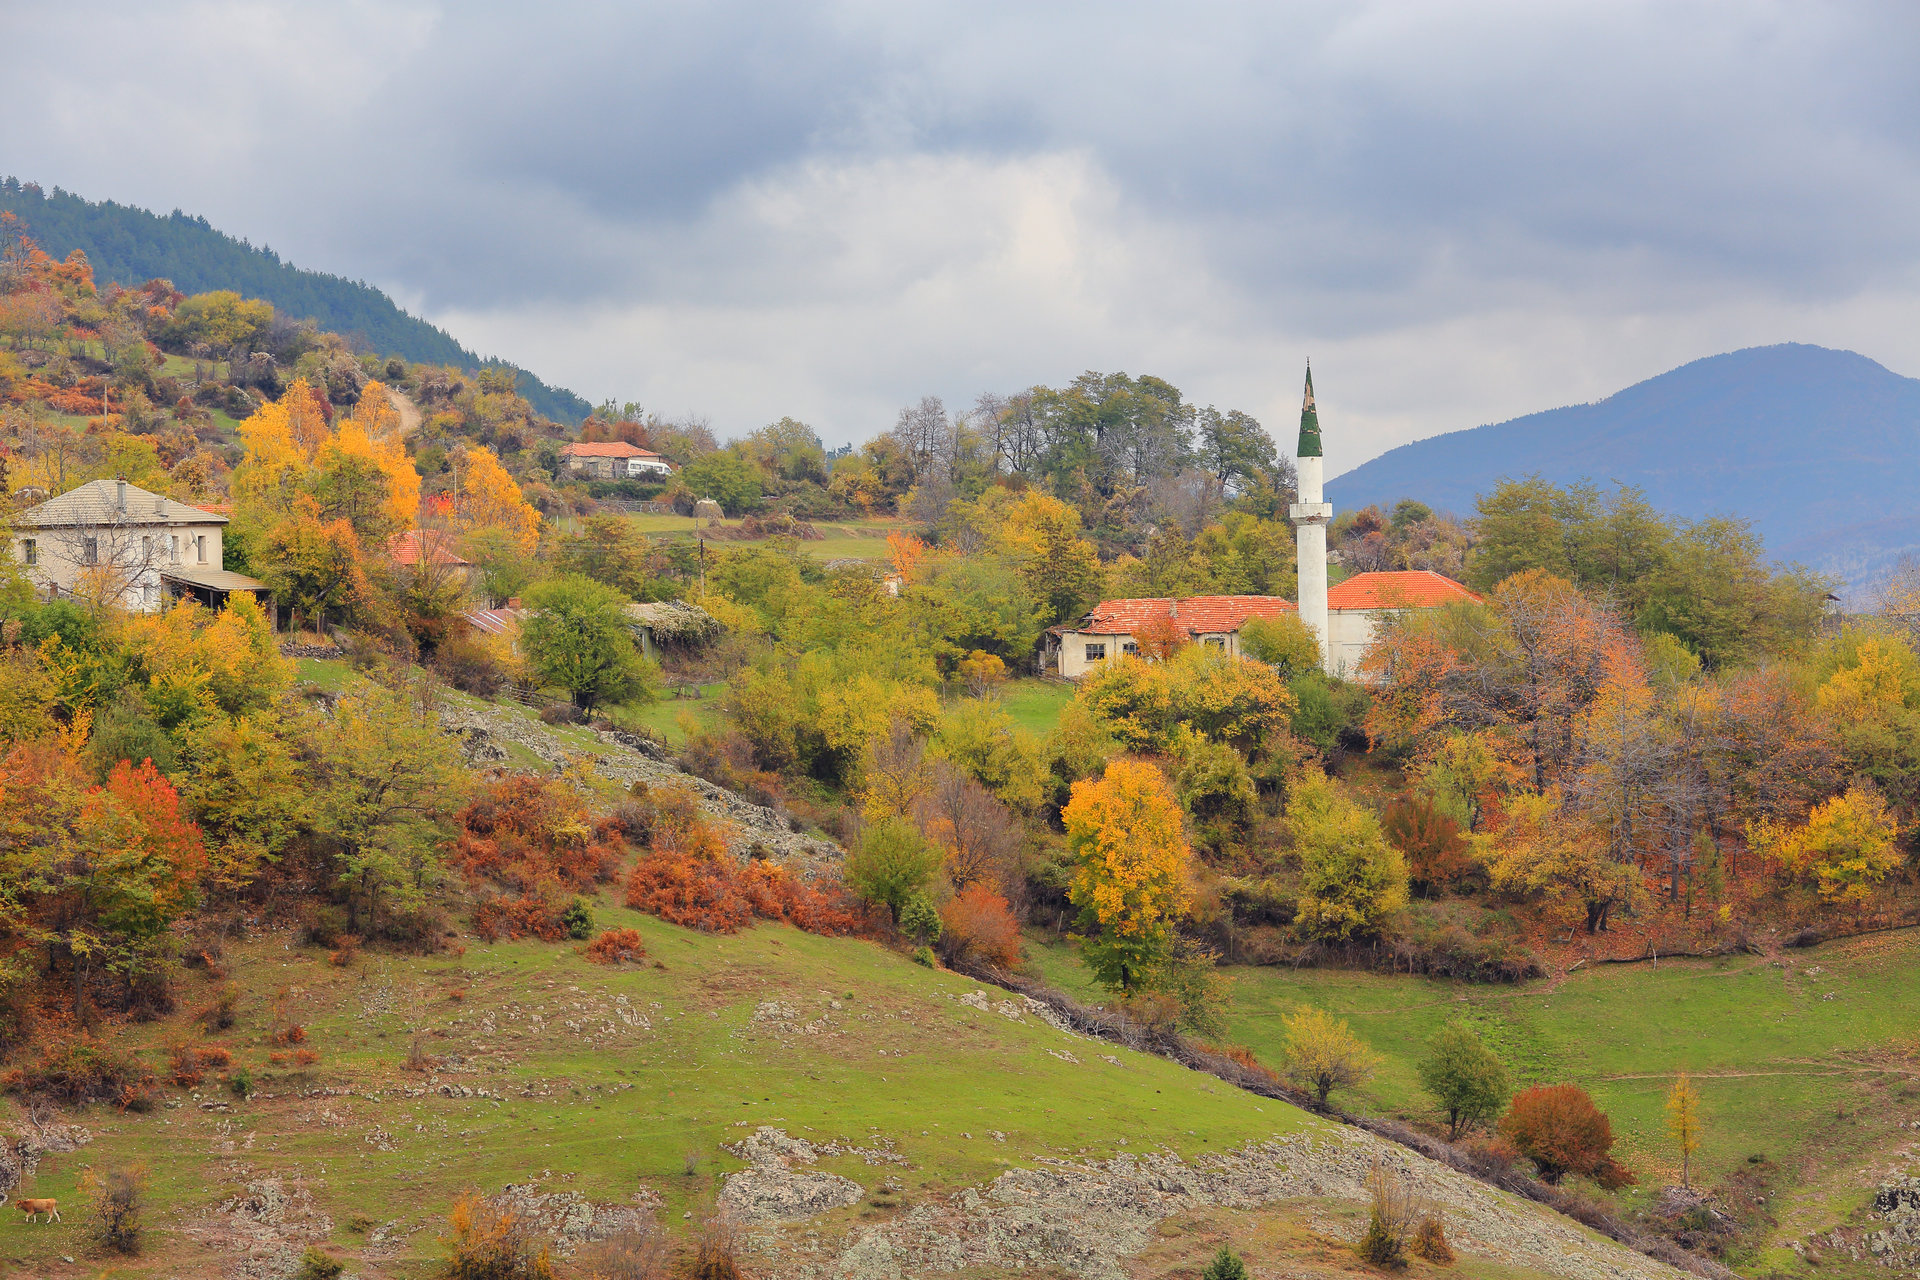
(1062, 758, 1191, 991)
(453, 776, 627, 940)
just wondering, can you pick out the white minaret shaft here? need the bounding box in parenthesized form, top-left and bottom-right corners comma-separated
(1287, 364, 1333, 674)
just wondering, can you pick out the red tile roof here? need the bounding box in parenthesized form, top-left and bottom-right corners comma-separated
(1326, 570, 1482, 610)
(561, 441, 663, 459)
(1078, 595, 1296, 636)
(389, 529, 471, 567)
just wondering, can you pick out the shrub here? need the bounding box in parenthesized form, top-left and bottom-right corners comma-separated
(585, 1228, 671, 1280)
(912, 945, 937, 967)
(197, 982, 242, 1031)
(295, 1246, 347, 1280)
(442, 1192, 555, 1280)
(560, 899, 595, 940)
(80, 1165, 145, 1255)
(693, 1216, 743, 1280)
(433, 634, 509, 697)
(1355, 1159, 1417, 1269)
(540, 703, 585, 725)
(583, 928, 647, 964)
(229, 1068, 254, 1099)
(271, 1022, 308, 1047)
(1499, 1084, 1634, 1188)
(1279, 1007, 1378, 1103)
(624, 850, 865, 936)
(1201, 1245, 1251, 1280)
(1410, 1215, 1454, 1264)
(169, 1042, 233, 1087)
(116, 1083, 157, 1113)
(300, 904, 350, 948)
(937, 884, 1023, 969)
(11, 1033, 139, 1102)
(328, 934, 361, 967)
(1289, 778, 1408, 942)
(897, 892, 943, 945)
(1417, 1023, 1510, 1140)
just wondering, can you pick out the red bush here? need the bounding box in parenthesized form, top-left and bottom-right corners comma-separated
(583, 928, 647, 964)
(1499, 1085, 1635, 1188)
(454, 776, 627, 894)
(936, 884, 1024, 969)
(168, 1042, 231, 1087)
(624, 852, 866, 936)
(1383, 796, 1473, 892)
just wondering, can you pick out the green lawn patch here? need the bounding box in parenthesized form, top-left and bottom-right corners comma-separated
(996, 677, 1076, 736)
(293, 656, 351, 692)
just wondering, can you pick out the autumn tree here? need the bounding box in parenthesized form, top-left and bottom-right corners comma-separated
(845, 817, 941, 924)
(1382, 795, 1471, 895)
(1076, 644, 1294, 760)
(1062, 758, 1191, 992)
(1666, 1074, 1701, 1188)
(1278, 1006, 1378, 1103)
(1483, 789, 1646, 934)
(1747, 785, 1902, 906)
(1288, 777, 1408, 942)
(453, 445, 541, 555)
(1500, 1085, 1634, 1188)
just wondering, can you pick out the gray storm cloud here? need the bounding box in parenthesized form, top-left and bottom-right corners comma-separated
(4, 1, 1918, 462)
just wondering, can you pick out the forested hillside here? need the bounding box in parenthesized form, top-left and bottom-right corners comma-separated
(1327, 344, 1920, 598)
(0, 177, 591, 424)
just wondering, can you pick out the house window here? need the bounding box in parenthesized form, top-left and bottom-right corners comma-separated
(196, 535, 207, 564)
(169, 534, 179, 562)
(83, 536, 98, 565)
(1122, 641, 1139, 655)
(142, 535, 152, 561)
(1203, 636, 1225, 649)
(20, 539, 34, 566)
(1084, 643, 1107, 661)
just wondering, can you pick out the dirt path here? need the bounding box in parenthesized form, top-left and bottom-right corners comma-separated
(385, 385, 423, 438)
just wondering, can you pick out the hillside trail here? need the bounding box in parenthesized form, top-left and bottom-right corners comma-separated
(385, 385, 423, 438)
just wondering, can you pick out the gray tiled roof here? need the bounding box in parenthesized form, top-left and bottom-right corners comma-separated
(15, 479, 228, 529)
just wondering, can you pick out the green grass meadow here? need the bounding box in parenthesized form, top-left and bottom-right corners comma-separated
(1030, 928, 1920, 1270)
(2, 910, 1321, 1277)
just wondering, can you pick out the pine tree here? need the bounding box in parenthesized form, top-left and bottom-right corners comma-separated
(1201, 1245, 1249, 1280)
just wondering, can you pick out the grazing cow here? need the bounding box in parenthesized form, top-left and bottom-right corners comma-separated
(0, 1193, 61, 1223)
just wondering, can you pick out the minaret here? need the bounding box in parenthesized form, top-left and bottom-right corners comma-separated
(1288, 362, 1333, 674)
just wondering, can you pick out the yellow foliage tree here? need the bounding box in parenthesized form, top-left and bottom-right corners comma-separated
(1062, 758, 1191, 991)
(1665, 1073, 1701, 1188)
(1482, 788, 1647, 934)
(455, 445, 541, 555)
(1279, 1006, 1379, 1103)
(1747, 785, 1901, 905)
(316, 421, 419, 532)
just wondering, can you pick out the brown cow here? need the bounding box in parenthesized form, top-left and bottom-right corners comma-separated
(0, 1192, 60, 1223)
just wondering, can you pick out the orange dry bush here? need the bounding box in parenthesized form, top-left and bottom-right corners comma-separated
(625, 853, 866, 936)
(936, 884, 1023, 968)
(270, 1023, 307, 1047)
(583, 928, 647, 964)
(167, 1042, 231, 1087)
(454, 777, 628, 940)
(1382, 796, 1472, 893)
(443, 1191, 555, 1280)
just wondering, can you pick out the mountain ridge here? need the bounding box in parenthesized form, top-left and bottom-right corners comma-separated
(1327, 343, 1920, 597)
(0, 176, 593, 424)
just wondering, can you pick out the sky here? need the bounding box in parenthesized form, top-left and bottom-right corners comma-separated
(5, 1, 1919, 473)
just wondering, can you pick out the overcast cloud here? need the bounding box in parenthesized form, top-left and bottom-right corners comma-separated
(4, 1, 1918, 471)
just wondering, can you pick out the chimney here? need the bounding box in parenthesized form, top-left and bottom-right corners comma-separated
(116, 477, 127, 513)
(1168, 601, 1178, 619)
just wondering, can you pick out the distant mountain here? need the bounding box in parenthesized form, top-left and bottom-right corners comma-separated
(1327, 344, 1920, 599)
(0, 177, 592, 424)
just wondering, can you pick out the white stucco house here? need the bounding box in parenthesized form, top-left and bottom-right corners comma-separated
(12, 477, 267, 612)
(1042, 595, 1296, 679)
(1321, 570, 1484, 675)
(1040, 571, 1483, 681)
(560, 441, 675, 480)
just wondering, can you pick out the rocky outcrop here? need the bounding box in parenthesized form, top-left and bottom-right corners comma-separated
(435, 697, 843, 870)
(746, 1126, 1687, 1280)
(721, 1128, 867, 1223)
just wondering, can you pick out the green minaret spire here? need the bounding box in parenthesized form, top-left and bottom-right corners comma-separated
(1296, 361, 1322, 458)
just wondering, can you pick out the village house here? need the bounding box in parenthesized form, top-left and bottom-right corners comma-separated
(559, 441, 675, 480)
(1322, 569, 1484, 674)
(11, 477, 267, 612)
(389, 528, 477, 588)
(1043, 595, 1296, 678)
(1042, 570, 1482, 680)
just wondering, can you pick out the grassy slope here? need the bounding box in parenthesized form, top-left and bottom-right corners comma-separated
(1029, 931, 1920, 1274)
(995, 678, 1075, 736)
(5, 907, 1343, 1279)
